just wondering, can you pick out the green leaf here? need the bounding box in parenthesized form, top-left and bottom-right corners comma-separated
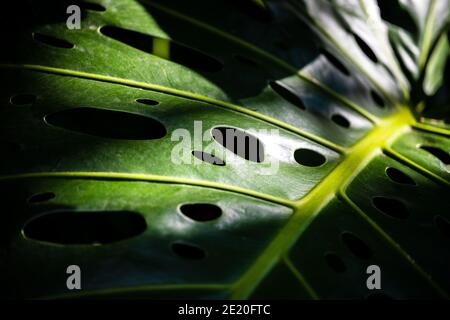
(381, 0, 450, 100)
(0, 0, 450, 299)
(424, 34, 449, 96)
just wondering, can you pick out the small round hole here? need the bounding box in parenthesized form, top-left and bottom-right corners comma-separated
(385, 167, 416, 185)
(171, 242, 206, 260)
(136, 99, 159, 106)
(180, 203, 222, 222)
(294, 148, 326, 167)
(331, 114, 350, 128)
(324, 252, 346, 273)
(10, 94, 36, 105)
(28, 192, 55, 203)
(372, 197, 409, 219)
(341, 232, 373, 260)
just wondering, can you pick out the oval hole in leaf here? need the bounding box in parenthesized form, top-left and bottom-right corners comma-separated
(435, 215, 450, 239)
(341, 232, 373, 260)
(33, 32, 74, 49)
(269, 81, 306, 110)
(23, 210, 147, 245)
(180, 203, 222, 222)
(385, 167, 416, 185)
(10, 94, 36, 105)
(78, 1, 106, 11)
(372, 197, 409, 219)
(171, 242, 206, 260)
(294, 148, 326, 167)
(100, 26, 222, 72)
(319, 48, 350, 76)
(136, 98, 159, 106)
(419, 146, 450, 165)
(212, 127, 264, 163)
(192, 150, 225, 166)
(324, 252, 346, 273)
(370, 90, 385, 108)
(45, 107, 167, 140)
(28, 192, 55, 204)
(353, 33, 378, 63)
(331, 114, 350, 128)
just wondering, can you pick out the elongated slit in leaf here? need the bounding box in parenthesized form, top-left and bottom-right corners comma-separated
(45, 107, 167, 140)
(23, 210, 147, 245)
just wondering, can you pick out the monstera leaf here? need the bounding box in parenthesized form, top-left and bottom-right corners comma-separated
(0, 0, 449, 299)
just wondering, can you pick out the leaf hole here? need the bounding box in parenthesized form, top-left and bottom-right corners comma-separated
(211, 127, 264, 163)
(324, 252, 346, 273)
(269, 81, 306, 110)
(192, 150, 225, 166)
(23, 210, 147, 245)
(319, 48, 350, 76)
(341, 232, 373, 260)
(33, 32, 74, 49)
(171, 242, 206, 260)
(45, 107, 167, 140)
(370, 90, 385, 108)
(331, 114, 350, 128)
(419, 146, 450, 165)
(294, 148, 326, 167)
(10, 94, 36, 105)
(28, 192, 55, 204)
(135, 98, 159, 106)
(353, 33, 378, 63)
(100, 26, 223, 72)
(385, 167, 416, 185)
(180, 203, 222, 222)
(372, 197, 409, 219)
